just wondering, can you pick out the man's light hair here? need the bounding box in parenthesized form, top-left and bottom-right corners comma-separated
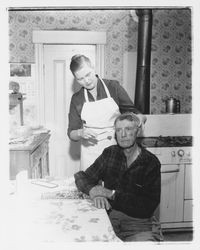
(114, 112, 141, 128)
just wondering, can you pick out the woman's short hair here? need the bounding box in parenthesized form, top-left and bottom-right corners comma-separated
(114, 112, 141, 128)
(70, 54, 92, 74)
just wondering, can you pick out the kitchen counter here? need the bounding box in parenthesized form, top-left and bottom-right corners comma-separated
(9, 132, 51, 179)
(9, 131, 50, 151)
(137, 136, 193, 148)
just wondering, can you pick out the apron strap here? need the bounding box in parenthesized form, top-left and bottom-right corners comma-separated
(98, 77, 111, 98)
(84, 77, 111, 102)
(84, 88, 89, 102)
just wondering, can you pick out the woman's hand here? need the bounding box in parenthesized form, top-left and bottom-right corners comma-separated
(78, 128, 97, 140)
(70, 128, 97, 141)
(136, 113, 147, 137)
(137, 113, 147, 125)
(93, 196, 111, 210)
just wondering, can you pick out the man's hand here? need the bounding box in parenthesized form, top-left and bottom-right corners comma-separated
(89, 185, 113, 200)
(93, 196, 111, 210)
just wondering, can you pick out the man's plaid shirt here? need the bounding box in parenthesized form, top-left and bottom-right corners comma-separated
(74, 144, 161, 219)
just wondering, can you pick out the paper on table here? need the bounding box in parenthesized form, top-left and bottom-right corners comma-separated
(40, 177, 89, 200)
(41, 189, 88, 200)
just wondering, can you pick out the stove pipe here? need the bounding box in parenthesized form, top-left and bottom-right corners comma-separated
(134, 9, 153, 114)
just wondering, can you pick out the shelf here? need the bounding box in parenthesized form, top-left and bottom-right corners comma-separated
(137, 136, 193, 148)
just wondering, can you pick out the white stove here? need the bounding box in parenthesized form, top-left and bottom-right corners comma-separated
(148, 146, 192, 165)
(147, 146, 193, 231)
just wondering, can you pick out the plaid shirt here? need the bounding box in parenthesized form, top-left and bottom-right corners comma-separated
(74, 145, 161, 219)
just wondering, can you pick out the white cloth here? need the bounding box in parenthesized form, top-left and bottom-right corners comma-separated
(8, 179, 121, 242)
(80, 78, 120, 170)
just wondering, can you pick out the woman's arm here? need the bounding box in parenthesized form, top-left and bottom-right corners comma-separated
(68, 91, 99, 141)
(69, 128, 97, 141)
(107, 80, 140, 113)
(68, 93, 83, 140)
(110, 80, 147, 123)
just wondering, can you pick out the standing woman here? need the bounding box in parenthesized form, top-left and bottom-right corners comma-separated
(68, 54, 144, 170)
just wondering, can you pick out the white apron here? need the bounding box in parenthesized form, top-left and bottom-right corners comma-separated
(80, 78, 120, 170)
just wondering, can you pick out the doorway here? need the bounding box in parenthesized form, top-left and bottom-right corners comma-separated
(33, 30, 106, 178)
(43, 45, 96, 178)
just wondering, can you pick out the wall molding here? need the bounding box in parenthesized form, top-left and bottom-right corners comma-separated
(32, 30, 107, 44)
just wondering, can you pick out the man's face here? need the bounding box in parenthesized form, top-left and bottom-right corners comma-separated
(115, 119, 139, 149)
(74, 63, 97, 90)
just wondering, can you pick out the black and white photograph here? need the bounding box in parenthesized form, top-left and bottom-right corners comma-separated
(1, 1, 200, 250)
(10, 63, 32, 77)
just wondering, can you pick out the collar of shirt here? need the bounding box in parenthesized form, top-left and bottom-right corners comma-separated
(116, 145, 142, 168)
(86, 76, 107, 101)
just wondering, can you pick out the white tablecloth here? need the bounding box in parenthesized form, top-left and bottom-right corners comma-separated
(8, 178, 121, 242)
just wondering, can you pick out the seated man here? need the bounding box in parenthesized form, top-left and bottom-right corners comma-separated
(74, 112, 163, 242)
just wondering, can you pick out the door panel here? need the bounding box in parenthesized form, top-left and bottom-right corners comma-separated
(184, 164, 193, 222)
(184, 200, 193, 221)
(160, 164, 184, 223)
(44, 45, 96, 178)
(184, 164, 192, 199)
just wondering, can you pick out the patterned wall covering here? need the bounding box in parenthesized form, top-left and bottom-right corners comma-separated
(9, 8, 191, 118)
(151, 9, 192, 114)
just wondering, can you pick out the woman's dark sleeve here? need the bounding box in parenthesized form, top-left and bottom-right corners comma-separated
(113, 81, 141, 114)
(67, 96, 83, 138)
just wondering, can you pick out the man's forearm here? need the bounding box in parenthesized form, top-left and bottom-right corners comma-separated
(74, 171, 95, 195)
(89, 185, 114, 200)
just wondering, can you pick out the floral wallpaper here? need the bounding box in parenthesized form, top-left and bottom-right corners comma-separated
(9, 8, 191, 116)
(151, 9, 192, 114)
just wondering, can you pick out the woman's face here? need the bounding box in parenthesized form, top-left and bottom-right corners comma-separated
(74, 63, 97, 90)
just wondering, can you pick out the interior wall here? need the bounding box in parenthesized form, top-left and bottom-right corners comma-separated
(9, 8, 192, 121)
(150, 9, 192, 114)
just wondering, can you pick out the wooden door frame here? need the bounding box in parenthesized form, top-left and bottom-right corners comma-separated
(32, 30, 106, 125)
